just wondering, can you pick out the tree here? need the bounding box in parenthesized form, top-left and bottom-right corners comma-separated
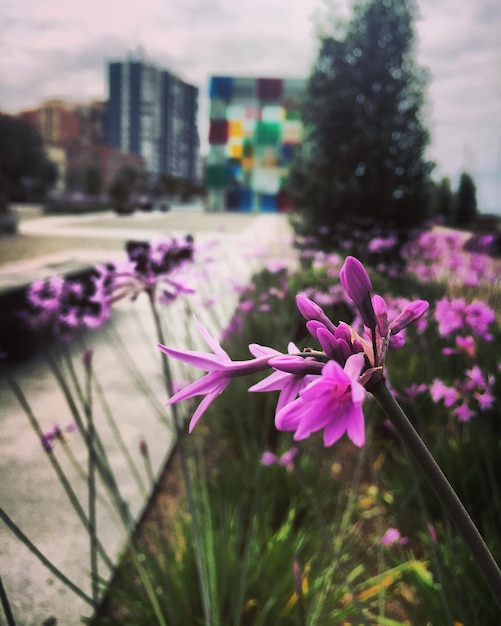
(108, 166, 139, 212)
(455, 171, 477, 227)
(287, 0, 434, 237)
(0, 114, 57, 201)
(83, 166, 102, 196)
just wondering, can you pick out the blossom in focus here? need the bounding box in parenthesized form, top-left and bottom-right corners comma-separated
(249, 342, 320, 412)
(340, 256, 377, 329)
(159, 318, 276, 432)
(275, 353, 366, 447)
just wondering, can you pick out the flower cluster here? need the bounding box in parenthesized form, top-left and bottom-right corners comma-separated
(159, 256, 429, 448)
(18, 235, 196, 347)
(434, 296, 495, 342)
(429, 366, 495, 422)
(100, 236, 195, 303)
(23, 273, 111, 340)
(402, 229, 499, 288)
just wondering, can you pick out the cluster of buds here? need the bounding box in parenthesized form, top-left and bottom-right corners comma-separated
(159, 256, 429, 448)
(100, 236, 195, 304)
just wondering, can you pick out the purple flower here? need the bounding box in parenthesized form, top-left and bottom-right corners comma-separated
(249, 342, 322, 411)
(261, 446, 298, 471)
(340, 256, 377, 329)
(159, 318, 275, 432)
(429, 379, 459, 407)
(454, 402, 475, 423)
(381, 528, 409, 546)
(275, 353, 366, 447)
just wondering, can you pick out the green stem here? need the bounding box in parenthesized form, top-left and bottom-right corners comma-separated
(148, 292, 213, 626)
(0, 575, 16, 626)
(6, 375, 114, 571)
(368, 376, 501, 609)
(84, 358, 99, 605)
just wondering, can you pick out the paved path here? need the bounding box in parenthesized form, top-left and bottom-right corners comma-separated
(0, 205, 297, 625)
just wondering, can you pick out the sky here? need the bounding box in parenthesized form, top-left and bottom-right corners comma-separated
(1, 0, 500, 213)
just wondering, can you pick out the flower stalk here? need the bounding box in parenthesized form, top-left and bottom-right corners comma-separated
(367, 374, 501, 608)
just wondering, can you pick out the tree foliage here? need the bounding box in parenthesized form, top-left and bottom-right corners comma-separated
(287, 0, 434, 236)
(0, 114, 57, 201)
(455, 171, 477, 227)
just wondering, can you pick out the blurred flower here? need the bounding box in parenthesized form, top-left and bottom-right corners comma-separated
(261, 446, 298, 472)
(381, 527, 409, 546)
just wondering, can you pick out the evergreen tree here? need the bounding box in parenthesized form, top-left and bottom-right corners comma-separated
(288, 0, 434, 237)
(0, 114, 57, 201)
(455, 171, 477, 227)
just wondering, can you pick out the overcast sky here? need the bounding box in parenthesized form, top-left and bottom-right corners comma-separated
(1, 0, 500, 212)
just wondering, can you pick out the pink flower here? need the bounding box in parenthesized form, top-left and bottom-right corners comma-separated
(454, 402, 475, 423)
(381, 528, 409, 546)
(249, 343, 321, 412)
(275, 354, 366, 447)
(159, 318, 275, 432)
(429, 379, 459, 407)
(261, 447, 298, 471)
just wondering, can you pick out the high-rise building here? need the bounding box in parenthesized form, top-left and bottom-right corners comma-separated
(107, 58, 199, 182)
(206, 76, 305, 212)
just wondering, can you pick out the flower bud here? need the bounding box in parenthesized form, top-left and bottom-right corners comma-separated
(389, 300, 429, 335)
(340, 256, 377, 329)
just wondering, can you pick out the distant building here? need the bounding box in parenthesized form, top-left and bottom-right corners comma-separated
(66, 144, 145, 191)
(19, 99, 81, 145)
(107, 58, 199, 182)
(206, 76, 305, 212)
(18, 99, 142, 193)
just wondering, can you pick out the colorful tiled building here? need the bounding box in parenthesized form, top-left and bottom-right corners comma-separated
(206, 76, 305, 212)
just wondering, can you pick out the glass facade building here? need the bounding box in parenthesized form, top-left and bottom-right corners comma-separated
(206, 76, 305, 212)
(107, 59, 199, 182)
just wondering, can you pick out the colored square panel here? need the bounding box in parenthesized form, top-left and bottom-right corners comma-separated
(238, 188, 254, 211)
(232, 78, 256, 103)
(242, 140, 253, 158)
(209, 119, 229, 145)
(227, 104, 245, 120)
(229, 120, 244, 139)
(259, 193, 278, 212)
(261, 146, 278, 167)
(244, 107, 258, 119)
(261, 105, 284, 123)
(207, 145, 226, 164)
(282, 121, 302, 143)
(280, 143, 297, 164)
(210, 99, 227, 119)
(228, 143, 243, 158)
(243, 120, 256, 136)
(255, 121, 281, 146)
(257, 78, 283, 102)
(253, 167, 281, 194)
(209, 76, 233, 101)
(206, 163, 230, 188)
(241, 157, 254, 170)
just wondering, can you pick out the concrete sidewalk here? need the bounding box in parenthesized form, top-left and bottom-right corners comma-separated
(0, 206, 297, 625)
